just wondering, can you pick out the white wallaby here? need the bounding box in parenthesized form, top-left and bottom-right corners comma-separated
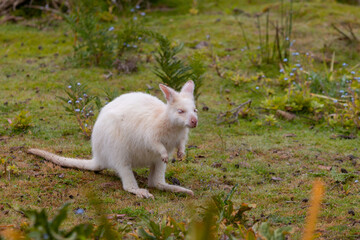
(28, 80, 198, 199)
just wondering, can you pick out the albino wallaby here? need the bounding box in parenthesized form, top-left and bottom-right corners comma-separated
(28, 80, 198, 199)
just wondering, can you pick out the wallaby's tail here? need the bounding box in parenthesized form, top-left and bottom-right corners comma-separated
(27, 148, 103, 171)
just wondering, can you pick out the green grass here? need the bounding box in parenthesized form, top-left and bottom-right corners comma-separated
(1, 1, 360, 239)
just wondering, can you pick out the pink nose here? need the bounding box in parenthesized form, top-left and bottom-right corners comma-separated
(190, 117, 198, 128)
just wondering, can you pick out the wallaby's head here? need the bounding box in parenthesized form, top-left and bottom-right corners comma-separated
(159, 81, 198, 128)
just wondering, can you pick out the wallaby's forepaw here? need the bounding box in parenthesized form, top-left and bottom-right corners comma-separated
(161, 155, 169, 164)
(129, 188, 154, 199)
(177, 150, 185, 160)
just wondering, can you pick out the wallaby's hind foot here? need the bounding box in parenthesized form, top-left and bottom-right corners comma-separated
(126, 188, 154, 199)
(151, 183, 194, 196)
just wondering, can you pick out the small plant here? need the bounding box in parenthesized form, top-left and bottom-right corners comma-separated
(0, 157, 20, 180)
(152, 32, 205, 99)
(117, 8, 147, 57)
(236, 0, 293, 67)
(103, 87, 121, 102)
(204, 184, 253, 227)
(58, 80, 101, 139)
(264, 114, 278, 126)
(188, 51, 206, 100)
(23, 203, 94, 240)
(64, 0, 116, 67)
(64, 1, 150, 68)
(8, 110, 32, 132)
(152, 33, 193, 91)
(137, 216, 187, 240)
(254, 222, 293, 240)
(135, 185, 292, 239)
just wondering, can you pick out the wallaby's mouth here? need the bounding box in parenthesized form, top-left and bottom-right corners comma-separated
(186, 123, 197, 128)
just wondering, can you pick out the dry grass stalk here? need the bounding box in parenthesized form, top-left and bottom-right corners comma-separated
(302, 179, 325, 240)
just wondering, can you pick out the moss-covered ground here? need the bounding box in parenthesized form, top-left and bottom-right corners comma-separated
(0, 1, 359, 239)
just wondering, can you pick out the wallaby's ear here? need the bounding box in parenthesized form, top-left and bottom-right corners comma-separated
(159, 84, 175, 102)
(180, 80, 195, 95)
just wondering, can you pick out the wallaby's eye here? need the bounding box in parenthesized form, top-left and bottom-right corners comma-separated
(194, 109, 198, 113)
(177, 109, 184, 114)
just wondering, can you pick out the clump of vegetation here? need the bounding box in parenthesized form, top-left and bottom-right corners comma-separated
(23, 203, 94, 240)
(64, 0, 149, 68)
(0, 187, 294, 239)
(138, 185, 293, 239)
(221, 47, 359, 132)
(58, 80, 101, 139)
(236, 0, 293, 67)
(64, 0, 116, 67)
(9, 110, 33, 132)
(1, 157, 21, 180)
(188, 51, 206, 100)
(261, 53, 360, 131)
(152, 33, 206, 99)
(152, 33, 193, 91)
(117, 7, 147, 57)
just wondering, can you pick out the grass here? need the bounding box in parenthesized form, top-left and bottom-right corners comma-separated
(1, 1, 360, 239)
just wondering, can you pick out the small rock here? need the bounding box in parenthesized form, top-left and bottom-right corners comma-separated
(75, 208, 85, 215)
(58, 173, 65, 178)
(187, 145, 198, 149)
(283, 133, 297, 138)
(146, 84, 153, 90)
(103, 71, 113, 79)
(348, 210, 355, 216)
(202, 106, 209, 111)
(277, 110, 296, 121)
(233, 8, 244, 15)
(195, 41, 209, 49)
(271, 177, 283, 181)
(347, 154, 358, 160)
(222, 185, 233, 190)
(170, 177, 180, 185)
(318, 165, 332, 171)
(224, 89, 230, 93)
(211, 162, 222, 168)
(238, 162, 250, 168)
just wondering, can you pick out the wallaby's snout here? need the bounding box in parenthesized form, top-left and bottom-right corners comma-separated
(189, 116, 198, 128)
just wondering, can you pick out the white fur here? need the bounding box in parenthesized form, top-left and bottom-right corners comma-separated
(28, 81, 198, 198)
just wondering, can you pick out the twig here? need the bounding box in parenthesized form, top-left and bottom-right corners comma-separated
(2, 203, 25, 216)
(217, 100, 252, 124)
(25, 5, 61, 14)
(310, 93, 346, 102)
(345, 23, 359, 42)
(331, 23, 353, 42)
(232, 99, 252, 116)
(208, 42, 224, 79)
